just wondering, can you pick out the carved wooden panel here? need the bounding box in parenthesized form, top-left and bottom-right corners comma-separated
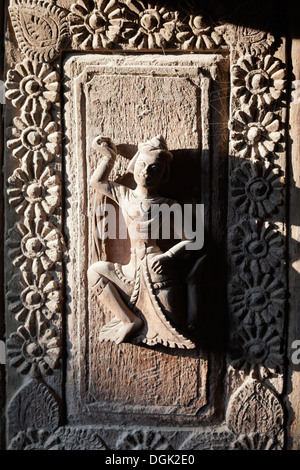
(2, 0, 291, 451)
(63, 53, 228, 424)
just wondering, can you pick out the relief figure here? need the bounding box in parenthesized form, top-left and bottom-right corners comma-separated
(87, 135, 204, 349)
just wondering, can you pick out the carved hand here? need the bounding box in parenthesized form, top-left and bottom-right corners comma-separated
(150, 253, 173, 274)
(92, 136, 117, 160)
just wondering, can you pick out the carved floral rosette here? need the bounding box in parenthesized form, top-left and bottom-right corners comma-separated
(226, 34, 286, 441)
(4, 0, 287, 450)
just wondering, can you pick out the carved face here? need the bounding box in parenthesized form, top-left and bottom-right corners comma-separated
(133, 152, 167, 189)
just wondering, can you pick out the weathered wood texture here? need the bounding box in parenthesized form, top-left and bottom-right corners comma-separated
(64, 54, 228, 425)
(287, 37, 300, 450)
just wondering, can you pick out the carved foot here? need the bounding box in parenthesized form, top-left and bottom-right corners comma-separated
(99, 316, 143, 345)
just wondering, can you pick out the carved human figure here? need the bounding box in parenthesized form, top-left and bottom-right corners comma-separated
(87, 135, 204, 348)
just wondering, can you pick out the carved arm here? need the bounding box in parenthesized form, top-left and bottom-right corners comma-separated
(90, 136, 117, 194)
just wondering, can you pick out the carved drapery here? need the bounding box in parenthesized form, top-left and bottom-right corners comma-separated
(4, 0, 287, 450)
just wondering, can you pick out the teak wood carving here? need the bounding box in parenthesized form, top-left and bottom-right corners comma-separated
(3, 0, 288, 450)
(88, 134, 204, 349)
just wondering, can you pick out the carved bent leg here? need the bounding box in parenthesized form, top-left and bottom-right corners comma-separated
(87, 262, 142, 344)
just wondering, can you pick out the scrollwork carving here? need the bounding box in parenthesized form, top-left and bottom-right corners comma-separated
(179, 429, 234, 450)
(226, 377, 284, 441)
(50, 427, 109, 450)
(8, 425, 235, 450)
(222, 24, 275, 55)
(9, 0, 70, 63)
(8, 428, 53, 450)
(9, 426, 109, 450)
(7, 379, 60, 440)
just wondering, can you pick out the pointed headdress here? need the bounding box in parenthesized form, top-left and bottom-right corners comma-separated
(127, 135, 173, 173)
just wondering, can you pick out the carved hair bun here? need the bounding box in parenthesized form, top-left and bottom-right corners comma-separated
(127, 135, 173, 173)
(138, 135, 173, 161)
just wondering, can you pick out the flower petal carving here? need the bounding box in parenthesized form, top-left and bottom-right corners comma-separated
(229, 108, 283, 159)
(7, 111, 61, 165)
(176, 14, 224, 50)
(229, 220, 284, 274)
(230, 161, 284, 218)
(229, 273, 285, 324)
(230, 323, 283, 372)
(6, 219, 64, 273)
(231, 432, 282, 450)
(7, 164, 61, 218)
(68, 0, 225, 51)
(231, 55, 286, 108)
(5, 60, 60, 113)
(9, 0, 70, 63)
(122, 1, 179, 49)
(69, 0, 126, 49)
(7, 322, 61, 376)
(7, 271, 61, 323)
(116, 429, 173, 450)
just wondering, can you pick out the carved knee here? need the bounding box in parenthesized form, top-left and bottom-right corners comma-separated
(87, 266, 100, 287)
(87, 266, 109, 294)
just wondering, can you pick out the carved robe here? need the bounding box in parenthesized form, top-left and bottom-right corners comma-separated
(92, 182, 195, 349)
